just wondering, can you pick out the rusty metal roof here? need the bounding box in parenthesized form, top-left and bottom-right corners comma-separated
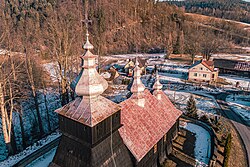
(119, 90, 182, 161)
(56, 96, 120, 127)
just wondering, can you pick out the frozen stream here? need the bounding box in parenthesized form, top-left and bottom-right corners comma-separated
(183, 122, 211, 166)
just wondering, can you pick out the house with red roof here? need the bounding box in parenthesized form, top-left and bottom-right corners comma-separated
(50, 19, 182, 167)
(188, 59, 219, 83)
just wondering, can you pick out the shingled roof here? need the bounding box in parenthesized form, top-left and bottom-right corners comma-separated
(214, 59, 250, 72)
(56, 96, 120, 127)
(119, 90, 182, 161)
(125, 57, 147, 69)
(189, 60, 214, 72)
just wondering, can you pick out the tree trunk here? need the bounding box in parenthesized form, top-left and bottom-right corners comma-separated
(18, 113, 26, 149)
(43, 92, 51, 132)
(10, 54, 16, 81)
(34, 94, 44, 137)
(10, 124, 17, 153)
(6, 142, 13, 156)
(25, 52, 44, 137)
(0, 82, 10, 154)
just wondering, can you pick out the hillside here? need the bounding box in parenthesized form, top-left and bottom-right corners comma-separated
(167, 0, 250, 23)
(0, 0, 185, 55)
(184, 13, 250, 45)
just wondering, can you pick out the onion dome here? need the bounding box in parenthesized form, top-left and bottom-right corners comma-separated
(153, 70, 163, 100)
(130, 58, 145, 94)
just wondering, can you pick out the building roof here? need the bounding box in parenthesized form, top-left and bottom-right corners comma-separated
(214, 59, 250, 72)
(203, 60, 214, 67)
(55, 96, 120, 127)
(119, 89, 182, 161)
(125, 57, 147, 69)
(135, 57, 147, 68)
(100, 68, 120, 81)
(189, 60, 214, 72)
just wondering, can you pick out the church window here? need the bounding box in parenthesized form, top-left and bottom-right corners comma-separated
(194, 73, 197, 77)
(203, 74, 207, 78)
(154, 144, 157, 153)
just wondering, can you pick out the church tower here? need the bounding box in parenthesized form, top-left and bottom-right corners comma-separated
(50, 2, 132, 166)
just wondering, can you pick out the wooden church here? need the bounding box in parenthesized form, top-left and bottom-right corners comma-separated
(49, 12, 182, 167)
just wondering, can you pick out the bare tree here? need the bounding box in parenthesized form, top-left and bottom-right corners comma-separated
(200, 31, 221, 60)
(25, 49, 45, 137)
(43, 3, 81, 106)
(165, 33, 173, 59)
(185, 31, 201, 64)
(0, 54, 26, 155)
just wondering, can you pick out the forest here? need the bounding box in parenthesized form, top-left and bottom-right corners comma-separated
(0, 0, 249, 161)
(168, 0, 250, 23)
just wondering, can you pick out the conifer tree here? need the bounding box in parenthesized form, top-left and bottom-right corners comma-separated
(186, 95, 197, 117)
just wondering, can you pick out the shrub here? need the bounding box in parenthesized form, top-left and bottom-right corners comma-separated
(186, 95, 198, 118)
(223, 133, 232, 167)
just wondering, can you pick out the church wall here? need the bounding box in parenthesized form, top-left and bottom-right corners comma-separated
(135, 148, 158, 167)
(51, 129, 133, 167)
(51, 135, 92, 167)
(58, 110, 122, 146)
(91, 130, 133, 167)
(59, 115, 92, 144)
(92, 111, 122, 146)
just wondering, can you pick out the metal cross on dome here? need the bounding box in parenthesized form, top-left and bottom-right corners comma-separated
(82, 16, 92, 32)
(82, 0, 92, 33)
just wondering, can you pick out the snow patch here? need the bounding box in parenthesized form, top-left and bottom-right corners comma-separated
(183, 123, 211, 166)
(226, 94, 250, 123)
(26, 147, 57, 167)
(0, 132, 60, 167)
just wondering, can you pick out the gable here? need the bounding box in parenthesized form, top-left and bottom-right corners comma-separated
(189, 62, 212, 72)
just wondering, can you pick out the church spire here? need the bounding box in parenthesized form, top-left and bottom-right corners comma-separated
(130, 57, 145, 107)
(82, 0, 93, 51)
(153, 70, 163, 100)
(74, 1, 108, 98)
(130, 58, 145, 94)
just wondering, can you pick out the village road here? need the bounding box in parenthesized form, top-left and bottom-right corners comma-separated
(215, 92, 250, 167)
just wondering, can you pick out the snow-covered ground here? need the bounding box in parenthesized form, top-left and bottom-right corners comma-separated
(159, 72, 185, 83)
(0, 132, 60, 167)
(164, 90, 219, 117)
(220, 75, 250, 89)
(111, 53, 164, 60)
(182, 122, 211, 166)
(27, 147, 57, 167)
(212, 53, 250, 62)
(226, 94, 250, 123)
(105, 85, 129, 103)
(43, 63, 59, 82)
